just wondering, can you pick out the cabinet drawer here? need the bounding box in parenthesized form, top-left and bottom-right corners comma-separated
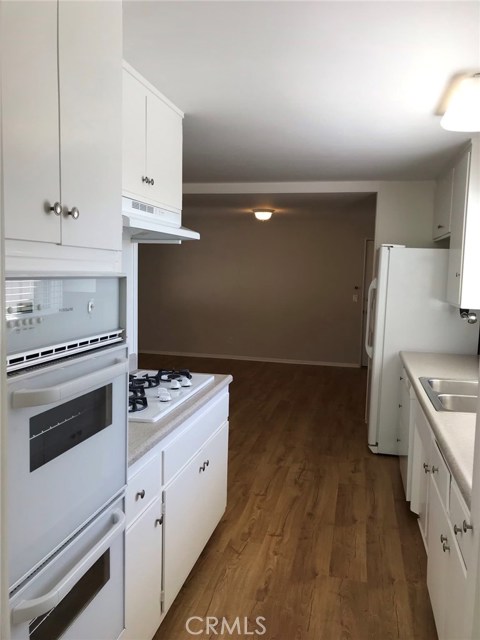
(163, 391, 229, 484)
(126, 452, 161, 527)
(450, 479, 473, 568)
(430, 439, 450, 509)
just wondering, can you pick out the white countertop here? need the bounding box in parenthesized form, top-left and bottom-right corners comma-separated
(400, 351, 479, 508)
(128, 373, 233, 467)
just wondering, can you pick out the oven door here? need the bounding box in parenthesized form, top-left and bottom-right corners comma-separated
(8, 345, 128, 590)
(10, 497, 125, 640)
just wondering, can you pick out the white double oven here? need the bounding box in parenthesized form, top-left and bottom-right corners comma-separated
(5, 276, 128, 640)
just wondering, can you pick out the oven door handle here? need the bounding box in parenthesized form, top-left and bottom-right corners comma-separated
(11, 508, 126, 625)
(11, 359, 129, 409)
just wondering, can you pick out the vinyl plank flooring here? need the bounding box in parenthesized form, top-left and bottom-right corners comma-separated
(141, 356, 437, 640)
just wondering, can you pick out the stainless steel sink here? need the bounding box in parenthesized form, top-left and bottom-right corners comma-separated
(419, 377, 478, 413)
(437, 394, 478, 413)
(426, 378, 478, 396)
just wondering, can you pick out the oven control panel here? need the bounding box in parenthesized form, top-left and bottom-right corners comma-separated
(5, 277, 123, 357)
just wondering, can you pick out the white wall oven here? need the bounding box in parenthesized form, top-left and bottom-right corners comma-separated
(6, 276, 128, 640)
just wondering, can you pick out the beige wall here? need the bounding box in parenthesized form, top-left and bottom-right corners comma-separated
(138, 198, 376, 365)
(375, 181, 435, 249)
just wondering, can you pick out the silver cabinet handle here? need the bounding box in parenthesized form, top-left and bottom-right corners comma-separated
(431, 465, 438, 474)
(463, 520, 473, 533)
(67, 206, 80, 219)
(423, 463, 431, 473)
(437, 224, 444, 229)
(155, 517, 163, 527)
(199, 465, 204, 473)
(150, 178, 155, 185)
(49, 202, 62, 216)
(142, 176, 148, 183)
(136, 489, 145, 500)
(440, 534, 448, 543)
(443, 542, 450, 552)
(454, 524, 462, 535)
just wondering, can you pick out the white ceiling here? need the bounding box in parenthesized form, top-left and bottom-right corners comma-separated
(123, 1, 480, 183)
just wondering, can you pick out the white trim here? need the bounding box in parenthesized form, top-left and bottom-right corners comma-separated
(140, 350, 361, 369)
(183, 181, 380, 194)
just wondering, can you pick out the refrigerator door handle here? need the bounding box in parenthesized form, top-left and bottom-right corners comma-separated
(365, 278, 377, 359)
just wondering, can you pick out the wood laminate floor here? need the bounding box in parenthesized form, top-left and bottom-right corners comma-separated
(140, 356, 437, 640)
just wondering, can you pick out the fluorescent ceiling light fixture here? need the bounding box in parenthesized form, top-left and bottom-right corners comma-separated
(441, 73, 480, 132)
(253, 209, 274, 221)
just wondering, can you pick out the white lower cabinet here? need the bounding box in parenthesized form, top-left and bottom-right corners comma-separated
(427, 478, 467, 640)
(125, 497, 163, 640)
(125, 389, 230, 639)
(163, 421, 228, 612)
(407, 396, 470, 639)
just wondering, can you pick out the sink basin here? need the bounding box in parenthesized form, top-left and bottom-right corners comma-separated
(427, 378, 478, 396)
(419, 377, 479, 413)
(437, 394, 478, 413)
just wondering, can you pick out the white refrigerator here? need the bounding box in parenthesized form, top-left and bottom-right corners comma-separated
(365, 245, 479, 454)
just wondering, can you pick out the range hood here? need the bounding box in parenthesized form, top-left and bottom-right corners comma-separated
(122, 196, 199, 244)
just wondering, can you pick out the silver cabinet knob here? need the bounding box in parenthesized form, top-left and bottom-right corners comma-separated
(431, 465, 438, 474)
(423, 463, 431, 473)
(49, 202, 62, 216)
(150, 178, 155, 185)
(67, 207, 80, 219)
(440, 534, 448, 543)
(155, 517, 163, 527)
(135, 489, 145, 500)
(443, 542, 450, 552)
(463, 520, 473, 533)
(454, 524, 462, 535)
(437, 224, 444, 229)
(142, 176, 153, 185)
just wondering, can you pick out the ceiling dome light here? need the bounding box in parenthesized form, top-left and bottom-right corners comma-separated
(441, 73, 480, 132)
(253, 209, 274, 221)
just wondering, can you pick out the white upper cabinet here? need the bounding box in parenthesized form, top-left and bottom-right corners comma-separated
(445, 141, 480, 308)
(122, 63, 184, 217)
(2, 1, 61, 245)
(432, 167, 454, 240)
(1, 0, 122, 258)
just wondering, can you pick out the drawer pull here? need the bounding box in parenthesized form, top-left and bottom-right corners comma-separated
(205, 459, 210, 467)
(442, 542, 450, 553)
(199, 464, 205, 473)
(155, 517, 163, 527)
(423, 463, 430, 474)
(454, 524, 462, 536)
(463, 520, 473, 533)
(431, 465, 439, 474)
(440, 534, 448, 543)
(135, 489, 146, 500)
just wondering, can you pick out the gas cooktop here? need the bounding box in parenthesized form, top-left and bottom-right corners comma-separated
(128, 369, 215, 423)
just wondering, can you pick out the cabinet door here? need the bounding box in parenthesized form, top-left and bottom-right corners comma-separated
(1, 0, 61, 244)
(146, 91, 183, 213)
(125, 497, 163, 640)
(443, 523, 467, 640)
(58, 0, 122, 251)
(426, 478, 449, 639)
(446, 149, 471, 305)
(163, 422, 228, 613)
(410, 425, 429, 538)
(123, 69, 148, 200)
(433, 168, 453, 240)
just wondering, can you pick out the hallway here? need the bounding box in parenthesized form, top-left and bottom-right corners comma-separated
(140, 357, 437, 640)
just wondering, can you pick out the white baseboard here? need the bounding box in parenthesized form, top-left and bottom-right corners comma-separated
(140, 349, 361, 368)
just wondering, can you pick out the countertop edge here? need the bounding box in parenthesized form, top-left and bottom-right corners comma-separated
(128, 374, 233, 467)
(400, 351, 478, 508)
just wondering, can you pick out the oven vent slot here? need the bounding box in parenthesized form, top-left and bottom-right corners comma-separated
(6, 330, 124, 374)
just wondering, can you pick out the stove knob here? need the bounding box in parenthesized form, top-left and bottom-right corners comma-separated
(170, 380, 181, 390)
(158, 390, 172, 402)
(180, 376, 192, 387)
(6, 320, 14, 329)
